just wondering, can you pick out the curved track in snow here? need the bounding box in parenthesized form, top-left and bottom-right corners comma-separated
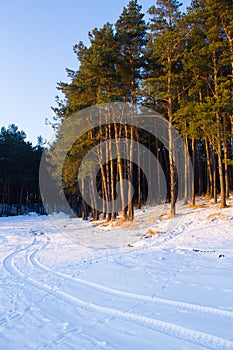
(30, 235, 233, 321)
(2, 231, 233, 350)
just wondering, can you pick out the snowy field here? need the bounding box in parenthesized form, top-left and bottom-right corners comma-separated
(1, 198, 233, 350)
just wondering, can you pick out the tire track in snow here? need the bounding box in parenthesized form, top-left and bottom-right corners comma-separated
(4, 234, 232, 350)
(0, 236, 40, 332)
(31, 234, 233, 322)
(4, 249, 233, 350)
(3, 232, 233, 350)
(2, 236, 104, 349)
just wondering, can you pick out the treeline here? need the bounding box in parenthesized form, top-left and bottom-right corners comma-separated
(0, 124, 45, 216)
(47, 0, 233, 221)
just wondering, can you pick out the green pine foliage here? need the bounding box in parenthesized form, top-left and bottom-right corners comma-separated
(2, 0, 232, 219)
(48, 0, 233, 220)
(0, 125, 45, 216)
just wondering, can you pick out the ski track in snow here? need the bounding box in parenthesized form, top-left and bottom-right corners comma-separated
(2, 229, 233, 350)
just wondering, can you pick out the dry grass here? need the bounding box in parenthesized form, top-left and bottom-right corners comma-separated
(188, 203, 207, 209)
(112, 217, 132, 228)
(143, 228, 160, 239)
(207, 212, 225, 221)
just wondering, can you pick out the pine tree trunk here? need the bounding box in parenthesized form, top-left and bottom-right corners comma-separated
(197, 145, 204, 195)
(108, 124, 116, 220)
(184, 135, 189, 204)
(136, 129, 141, 209)
(1, 183, 7, 216)
(90, 173, 98, 220)
(114, 122, 127, 220)
(213, 50, 226, 208)
(169, 116, 176, 217)
(223, 115, 229, 198)
(212, 147, 217, 204)
(124, 123, 133, 221)
(128, 124, 134, 221)
(168, 53, 176, 217)
(217, 114, 226, 208)
(99, 125, 110, 219)
(19, 185, 24, 216)
(191, 138, 196, 206)
(218, 152, 226, 208)
(81, 178, 88, 220)
(99, 160, 109, 219)
(156, 137, 161, 204)
(205, 138, 213, 198)
(105, 125, 111, 221)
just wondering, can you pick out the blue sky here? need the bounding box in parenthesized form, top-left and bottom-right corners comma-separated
(0, 0, 191, 145)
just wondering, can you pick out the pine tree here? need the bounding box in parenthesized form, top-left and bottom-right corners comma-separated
(0, 125, 44, 216)
(115, 0, 147, 104)
(144, 0, 185, 217)
(115, 1, 147, 220)
(184, 0, 233, 208)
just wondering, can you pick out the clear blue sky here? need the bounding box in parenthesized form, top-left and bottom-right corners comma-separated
(0, 0, 191, 145)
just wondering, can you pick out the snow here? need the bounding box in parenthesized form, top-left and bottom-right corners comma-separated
(1, 198, 233, 350)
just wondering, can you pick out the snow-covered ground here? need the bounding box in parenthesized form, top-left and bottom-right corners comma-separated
(1, 197, 233, 350)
